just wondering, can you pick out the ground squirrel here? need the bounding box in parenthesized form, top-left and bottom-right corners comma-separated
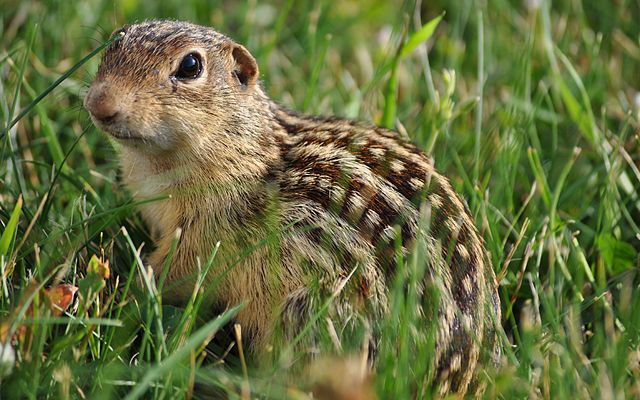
(84, 20, 501, 396)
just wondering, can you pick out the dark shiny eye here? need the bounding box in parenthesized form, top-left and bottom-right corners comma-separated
(175, 53, 202, 80)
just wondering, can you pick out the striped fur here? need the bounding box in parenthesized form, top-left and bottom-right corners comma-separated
(84, 20, 501, 396)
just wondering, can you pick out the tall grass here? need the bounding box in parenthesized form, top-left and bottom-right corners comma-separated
(1, 0, 639, 398)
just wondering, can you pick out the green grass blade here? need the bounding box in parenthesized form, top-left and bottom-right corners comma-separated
(124, 305, 242, 400)
(474, 10, 484, 185)
(549, 147, 581, 230)
(382, 60, 399, 129)
(0, 32, 122, 140)
(302, 33, 330, 112)
(526, 147, 552, 209)
(554, 48, 599, 150)
(383, 13, 443, 129)
(0, 195, 22, 257)
(399, 12, 444, 59)
(0, 46, 23, 67)
(5, 24, 36, 130)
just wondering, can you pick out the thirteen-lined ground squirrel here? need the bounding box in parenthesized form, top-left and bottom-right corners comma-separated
(84, 20, 501, 396)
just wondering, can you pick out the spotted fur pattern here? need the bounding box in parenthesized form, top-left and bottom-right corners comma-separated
(85, 20, 501, 397)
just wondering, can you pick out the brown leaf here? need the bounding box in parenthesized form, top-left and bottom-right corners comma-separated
(0, 281, 39, 343)
(0, 283, 78, 345)
(44, 285, 78, 316)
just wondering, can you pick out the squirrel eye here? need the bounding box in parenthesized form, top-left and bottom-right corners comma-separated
(175, 53, 202, 80)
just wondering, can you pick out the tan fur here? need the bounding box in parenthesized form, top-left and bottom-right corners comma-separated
(84, 20, 501, 396)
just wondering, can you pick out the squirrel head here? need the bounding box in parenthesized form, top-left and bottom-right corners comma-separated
(84, 20, 271, 162)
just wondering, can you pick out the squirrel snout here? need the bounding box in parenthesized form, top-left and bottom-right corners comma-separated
(84, 83, 122, 125)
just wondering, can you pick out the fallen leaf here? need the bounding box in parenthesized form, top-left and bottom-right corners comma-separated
(0, 282, 78, 345)
(44, 285, 78, 316)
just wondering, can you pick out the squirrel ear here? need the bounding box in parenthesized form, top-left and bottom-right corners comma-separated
(230, 44, 259, 89)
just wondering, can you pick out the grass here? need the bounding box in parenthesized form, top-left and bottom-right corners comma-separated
(1, 0, 640, 398)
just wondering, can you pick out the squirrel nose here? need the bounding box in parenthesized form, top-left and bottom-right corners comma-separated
(84, 83, 121, 124)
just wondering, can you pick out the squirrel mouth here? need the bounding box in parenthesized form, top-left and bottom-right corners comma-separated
(101, 126, 144, 142)
(110, 132, 144, 141)
(89, 115, 143, 142)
